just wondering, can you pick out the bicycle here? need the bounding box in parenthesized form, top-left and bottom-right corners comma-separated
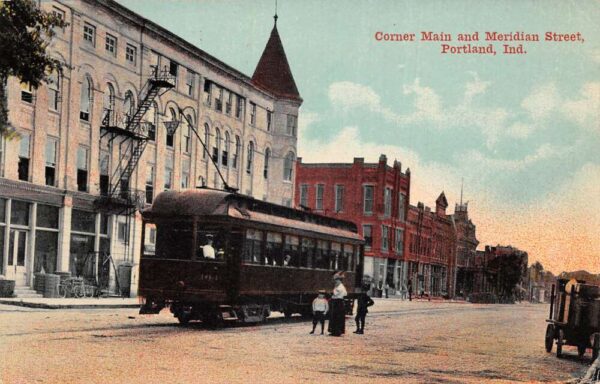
(58, 278, 89, 298)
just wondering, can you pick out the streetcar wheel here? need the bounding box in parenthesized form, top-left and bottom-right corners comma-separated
(283, 309, 293, 319)
(176, 309, 192, 325)
(592, 333, 600, 361)
(577, 343, 587, 359)
(556, 329, 564, 358)
(545, 324, 554, 353)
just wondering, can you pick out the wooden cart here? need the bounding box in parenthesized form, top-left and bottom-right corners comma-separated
(545, 278, 600, 360)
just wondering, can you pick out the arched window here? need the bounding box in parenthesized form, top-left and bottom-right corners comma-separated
(284, 151, 294, 181)
(197, 175, 205, 188)
(223, 131, 230, 167)
(80, 77, 93, 121)
(103, 83, 115, 125)
(183, 114, 193, 153)
(213, 128, 221, 165)
(145, 102, 157, 141)
(48, 71, 60, 111)
(263, 148, 270, 179)
(123, 91, 135, 125)
(246, 141, 254, 174)
(233, 135, 240, 169)
(203, 123, 209, 159)
(166, 107, 177, 147)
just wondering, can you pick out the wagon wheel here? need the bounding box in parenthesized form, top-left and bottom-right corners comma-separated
(592, 333, 600, 361)
(545, 324, 555, 353)
(556, 328, 564, 358)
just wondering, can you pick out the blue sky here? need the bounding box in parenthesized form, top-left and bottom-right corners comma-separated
(118, 0, 600, 273)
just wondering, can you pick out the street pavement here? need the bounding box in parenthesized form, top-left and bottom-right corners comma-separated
(0, 299, 593, 383)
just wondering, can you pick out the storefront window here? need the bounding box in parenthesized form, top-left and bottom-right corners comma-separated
(100, 214, 109, 234)
(71, 209, 95, 233)
(34, 231, 58, 273)
(37, 204, 59, 229)
(0, 198, 5, 223)
(0, 231, 4, 275)
(69, 234, 95, 278)
(10, 200, 30, 226)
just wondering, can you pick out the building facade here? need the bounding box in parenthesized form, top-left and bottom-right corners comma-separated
(295, 155, 410, 295)
(451, 202, 479, 297)
(0, 0, 302, 296)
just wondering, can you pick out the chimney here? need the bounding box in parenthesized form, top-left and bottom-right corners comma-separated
(353, 157, 364, 164)
(379, 154, 387, 165)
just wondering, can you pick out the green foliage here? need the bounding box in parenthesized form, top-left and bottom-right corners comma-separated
(486, 252, 528, 301)
(0, 0, 67, 134)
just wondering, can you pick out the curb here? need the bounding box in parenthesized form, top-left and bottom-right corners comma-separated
(0, 299, 140, 310)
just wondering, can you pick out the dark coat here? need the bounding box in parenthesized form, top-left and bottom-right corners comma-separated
(356, 293, 374, 314)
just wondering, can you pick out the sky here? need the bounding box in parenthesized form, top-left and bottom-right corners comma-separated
(118, 0, 600, 274)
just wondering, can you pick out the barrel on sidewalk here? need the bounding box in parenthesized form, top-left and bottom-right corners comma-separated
(118, 263, 133, 298)
(44, 274, 61, 298)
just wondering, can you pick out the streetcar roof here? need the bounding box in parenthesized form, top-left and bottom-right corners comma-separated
(145, 189, 362, 241)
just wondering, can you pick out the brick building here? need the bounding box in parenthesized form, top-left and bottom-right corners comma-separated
(0, 0, 301, 296)
(405, 193, 456, 297)
(452, 202, 479, 297)
(295, 155, 410, 294)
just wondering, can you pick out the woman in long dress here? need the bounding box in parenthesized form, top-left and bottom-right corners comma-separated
(328, 272, 347, 336)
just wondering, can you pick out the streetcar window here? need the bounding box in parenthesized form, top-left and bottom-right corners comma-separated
(284, 235, 299, 267)
(301, 238, 315, 268)
(244, 229, 263, 264)
(330, 242, 341, 270)
(315, 240, 329, 269)
(196, 230, 226, 261)
(156, 222, 193, 260)
(343, 244, 354, 271)
(142, 222, 156, 257)
(266, 232, 283, 266)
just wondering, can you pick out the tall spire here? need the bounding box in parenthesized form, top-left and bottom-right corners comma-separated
(460, 177, 464, 205)
(251, 10, 301, 102)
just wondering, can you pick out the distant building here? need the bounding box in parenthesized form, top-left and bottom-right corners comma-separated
(451, 202, 479, 297)
(0, 0, 301, 296)
(295, 155, 410, 295)
(471, 245, 528, 302)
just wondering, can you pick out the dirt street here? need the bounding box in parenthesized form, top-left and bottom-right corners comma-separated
(0, 300, 592, 383)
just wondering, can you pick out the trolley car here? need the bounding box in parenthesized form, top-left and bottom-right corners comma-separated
(138, 189, 364, 324)
(545, 278, 600, 360)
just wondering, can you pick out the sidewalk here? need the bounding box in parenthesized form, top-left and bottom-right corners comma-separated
(0, 297, 140, 309)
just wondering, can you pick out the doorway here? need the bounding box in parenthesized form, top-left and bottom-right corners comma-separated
(8, 229, 28, 286)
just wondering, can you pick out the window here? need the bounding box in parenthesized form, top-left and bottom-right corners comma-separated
(145, 165, 154, 204)
(363, 225, 373, 249)
(20, 82, 33, 103)
(335, 185, 344, 212)
(246, 141, 254, 174)
(52, 8, 65, 34)
(146, 102, 157, 141)
(212, 128, 221, 165)
(299, 184, 308, 207)
(99, 151, 109, 195)
(18, 134, 30, 181)
(123, 91, 134, 125)
(363, 185, 374, 214)
(77, 147, 88, 192)
(203, 124, 209, 159)
(117, 222, 129, 242)
(222, 132, 230, 167)
(315, 184, 324, 210)
(398, 193, 406, 221)
(283, 152, 294, 181)
(181, 158, 190, 189)
(384, 187, 392, 216)
(166, 108, 176, 148)
(233, 136, 240, 168)
(382, 226, 389, 251)
(215, 87, 223, 112)
(244, 229, 263, 264)
(250, 102, 256, 125)
(225, 92, 232, 115)
(183, 116, 192, 153)
(203, 81, 211, 106)
(103, 83, 115, 126)
(164, 155, 173, 190)
(169, 60, 178, 78)
(45, 138, 57, 186)
(83, 23, 95, 46)
(197, 176, 205, 188)
(126, 44, 137, 65)
(267, 111, 273, 131)
(80, 77, 92, 121)
(105, 34, 117, 56)
(185, 70, 194, 97)
(48, 71, 60, 111)
(235, 95, 244, 119)
(263, 148, 270, 179)
(395, 228, 404, 255)
(286, 114, 297, 136)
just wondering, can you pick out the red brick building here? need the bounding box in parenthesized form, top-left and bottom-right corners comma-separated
(295, 155, 410, 294)
(405, 193, 457, 297)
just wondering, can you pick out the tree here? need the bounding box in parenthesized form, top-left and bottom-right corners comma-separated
(0, 0, 66, 135)
(486, 252, 528, 303)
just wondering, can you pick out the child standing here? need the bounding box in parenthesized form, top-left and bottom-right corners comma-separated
(354, 288, 374, 334)
(310, 290, 329, 335)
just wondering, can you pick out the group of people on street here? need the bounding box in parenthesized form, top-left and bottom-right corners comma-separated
(310, 272, 374, 336)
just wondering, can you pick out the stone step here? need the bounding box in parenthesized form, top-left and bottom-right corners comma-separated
(13, 287, 44, 298)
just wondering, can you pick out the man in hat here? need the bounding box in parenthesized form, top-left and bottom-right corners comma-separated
(328, 272, 347, 336)
(310, 290, 329, 334)
(201, 235, 216, 259)
(354, 286, 374, 334)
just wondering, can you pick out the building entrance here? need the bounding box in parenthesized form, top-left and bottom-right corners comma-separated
(8, 229, 28, 286)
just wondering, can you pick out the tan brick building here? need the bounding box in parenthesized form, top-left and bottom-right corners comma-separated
(0, 0, 302, 296)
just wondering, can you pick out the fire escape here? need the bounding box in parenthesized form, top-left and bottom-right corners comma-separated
(96, 67, 175, 213)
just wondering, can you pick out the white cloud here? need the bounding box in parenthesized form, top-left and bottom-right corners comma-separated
(562, 82, 600, 130)
(521, 83, 560, 120)
(328, 81, 382, 112)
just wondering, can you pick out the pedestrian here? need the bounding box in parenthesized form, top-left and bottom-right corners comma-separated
(384, 282, 389, 298)
(401, 283, 407, 300)
(407, 279, 413, 301)
(354, 288, 374, 334)
(310, 290, 329, 335)
(328, 272, 347, 336)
